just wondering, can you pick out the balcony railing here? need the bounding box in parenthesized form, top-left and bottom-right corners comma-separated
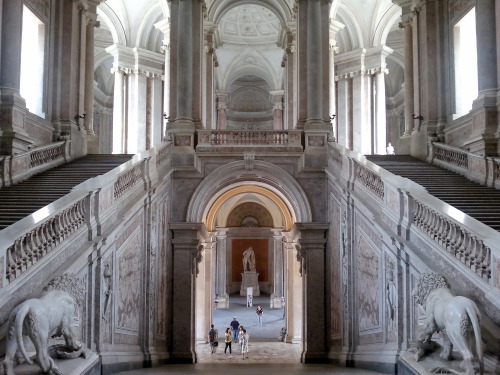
(196, 130, 303, 151)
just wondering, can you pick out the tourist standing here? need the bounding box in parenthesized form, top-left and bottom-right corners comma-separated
(230, 316, 240, 342)
(224, 327, 232, 354)
(241, 329, 249, 359)
(256, 305, 263, 325)
(208, 324, 217, 354)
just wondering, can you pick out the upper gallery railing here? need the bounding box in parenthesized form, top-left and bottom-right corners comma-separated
(0, 140, 70, 187)
(428, 141, 500, 189)
(327, 142, 500, 306)
(0, 141, 172, 286)
(196, 130, 303, 151)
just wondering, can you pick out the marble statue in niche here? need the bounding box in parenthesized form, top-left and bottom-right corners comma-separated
(242, 247, 256, 271)
(2, 274, 86, 375)
(409, 273, 483, 375)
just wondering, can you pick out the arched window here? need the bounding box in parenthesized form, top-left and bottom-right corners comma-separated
(21, 6, 46, 118)
(453, 7, 478, 119)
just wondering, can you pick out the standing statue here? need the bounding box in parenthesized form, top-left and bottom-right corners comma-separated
(242, 247, 256, 272)
(410, 272, 483, 375)
(2, 273, 85, 375)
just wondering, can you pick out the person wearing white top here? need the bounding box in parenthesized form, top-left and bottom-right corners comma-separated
(241, 329, 249, 359)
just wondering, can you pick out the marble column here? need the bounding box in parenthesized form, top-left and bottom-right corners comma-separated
(329, 20, 344, 139)
(270, 230, 284, 308)
(283, 235, 302, 344)
(170, 223, 210, 363)
(216, 91, 229, 130)
(0, 0, 22, 94)
(402, 18, 414, 135)
(216, 229, 229, 308)
(203, 25, 217, 130)
(352, 72, 372, 154)
(154, 19, 170, 136)
(336, 75, 352, 149)
(83, 9, 99, 136)
(294, 223, 329, 363)
(470, 0, 498, 155)
(111, 65, 125, 154)
(196, 240, 215, 343)
(475, 0, 497, 96)
(284, 40, 295, 130)
(374, 69, 387, 154)
(0, 0, 30, 154)
(270, 91, 284, 130)
(150, 75, 164, 148)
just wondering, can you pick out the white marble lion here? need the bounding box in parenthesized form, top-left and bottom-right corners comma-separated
(411, 272, 483, 375)
(2, 273, 85, 375)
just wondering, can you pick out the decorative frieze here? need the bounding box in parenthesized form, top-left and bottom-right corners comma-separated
(449, 0, 475, 22)
(25, 0, 50, 20)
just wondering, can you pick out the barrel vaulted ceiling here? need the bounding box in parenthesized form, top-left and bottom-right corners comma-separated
(93, 0, 404, 113)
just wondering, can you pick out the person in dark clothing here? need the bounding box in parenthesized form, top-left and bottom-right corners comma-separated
(208, 324, 217, 354)
(230, 316, 240, 342)
(256, 305, 263, 325)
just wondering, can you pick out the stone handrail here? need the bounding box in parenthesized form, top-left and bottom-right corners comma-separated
(354, 161, 384, 200)
(196, 130, 303, 149)
(429, 142, 500, 188)
(327, 142, 500, 300)
(0, 141, 172, 287)
(0, 140, 70, 187)
(413, 200, 491, 280)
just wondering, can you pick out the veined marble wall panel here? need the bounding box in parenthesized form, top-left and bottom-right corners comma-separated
(171, 178, 203, 221)
(73, 272, 88, 344)
(155, 198, 170, 346)
(296, 177, 327, 221)
(329, 193, 342, 344)
(115, 217, 144, 345)
(355, 212, 383, 344)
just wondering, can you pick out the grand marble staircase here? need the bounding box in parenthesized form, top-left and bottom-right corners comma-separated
(366, 155, 500, 231)
(0, 154, 131, 230)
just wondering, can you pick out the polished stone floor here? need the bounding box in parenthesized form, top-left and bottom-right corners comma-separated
(116, 294, 385, 374)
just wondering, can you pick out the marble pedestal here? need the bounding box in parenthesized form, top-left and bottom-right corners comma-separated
(240, 271, 260, 296)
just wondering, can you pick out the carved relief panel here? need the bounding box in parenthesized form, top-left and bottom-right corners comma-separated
(329, 193, 342, 343)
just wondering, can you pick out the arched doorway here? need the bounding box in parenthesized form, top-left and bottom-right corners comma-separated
(171, 159, 327, 363)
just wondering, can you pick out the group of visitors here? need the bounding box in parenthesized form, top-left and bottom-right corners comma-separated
(208, 314, 256, 359)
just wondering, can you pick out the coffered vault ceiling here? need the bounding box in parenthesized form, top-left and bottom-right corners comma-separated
(93, 0, 404, 115)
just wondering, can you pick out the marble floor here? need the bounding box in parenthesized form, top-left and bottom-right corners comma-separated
(115, 294, 385, 374)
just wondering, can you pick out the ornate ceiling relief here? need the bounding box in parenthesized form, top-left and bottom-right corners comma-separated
(449, 0, 474, 22)
(25, 0, 50, 21)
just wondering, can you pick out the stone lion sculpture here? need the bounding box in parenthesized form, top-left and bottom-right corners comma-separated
(411, 272, 483, 375)
(2, 273, 85, 375)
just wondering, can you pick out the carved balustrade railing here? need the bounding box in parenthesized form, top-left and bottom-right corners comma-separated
(0, 141, 172, 286)
(429, 142, 500, 189)
(432, 143, 468, 169)
(114, 163, 143, 200)
(0, 140, 70, 187)
(327, 142, 500, 295)
(196, 130, 303, 149)
(328, 144, 343, 168)
(5, 198, 86, 283)
(413, 200, 491, 281)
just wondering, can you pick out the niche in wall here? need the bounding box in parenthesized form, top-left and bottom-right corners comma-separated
(231, 238, 268, 282)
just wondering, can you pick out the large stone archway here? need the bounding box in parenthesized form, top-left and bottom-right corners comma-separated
(170, 160, 328, 364)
